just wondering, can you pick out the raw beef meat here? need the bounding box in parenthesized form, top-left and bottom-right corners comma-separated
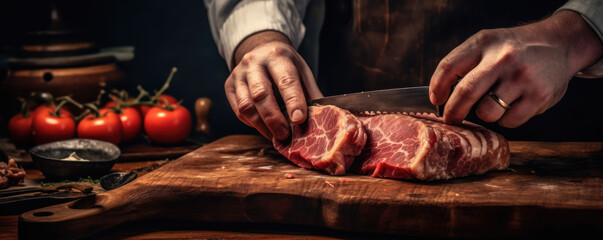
(354, 114, 510, 180)
(273, 105, 367, 175)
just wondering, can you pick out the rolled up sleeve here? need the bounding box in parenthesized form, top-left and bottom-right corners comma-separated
(205, 0, 310, 70)
(557, 0, 603, 78)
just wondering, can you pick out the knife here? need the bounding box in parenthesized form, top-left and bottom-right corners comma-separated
(308, 86, 440, 116)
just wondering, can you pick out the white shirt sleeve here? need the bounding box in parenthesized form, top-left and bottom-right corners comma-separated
(204, 0, 311, 70)
(557, 0, 603, 78)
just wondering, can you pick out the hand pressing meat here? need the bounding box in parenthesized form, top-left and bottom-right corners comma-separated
(0, 159, 27, 189)
(224, 31, 323, 141)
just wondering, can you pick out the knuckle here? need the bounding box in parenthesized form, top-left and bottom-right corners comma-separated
(495, 44, 520, 66)
(240, 53, 255, 66)
(250, 86, 270, 102)
(227, 71, 239, 82)
(224, 75, 236, 89)
(235, 112, 246, 122)
(237, 99, 255, 115)
(438, 57, 454, 73)
(224, 85, 234, 96)
(454, 83, 479, 100)
(277, 75, 299, 88)
(262, 112, 281, 127)
(284, 95, 304, 109)
(268, 45, 289, 58)
(474, 29, 496, 46)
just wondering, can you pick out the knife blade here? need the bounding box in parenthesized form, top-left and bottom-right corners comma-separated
(308, 86, 439, 116)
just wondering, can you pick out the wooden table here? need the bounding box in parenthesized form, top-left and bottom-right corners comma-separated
(0, 153, 363, 239)
(3, 137, 603, 239)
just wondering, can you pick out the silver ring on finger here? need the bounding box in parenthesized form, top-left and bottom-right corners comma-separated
(487, 91, 511, 110)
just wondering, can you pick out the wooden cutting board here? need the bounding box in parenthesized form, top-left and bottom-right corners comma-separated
(19, 135, 603, 239)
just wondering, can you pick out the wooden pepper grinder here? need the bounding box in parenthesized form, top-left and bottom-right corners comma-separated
(195, 97, 212, 136)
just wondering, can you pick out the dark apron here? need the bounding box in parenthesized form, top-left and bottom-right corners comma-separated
(318, 0, 566, 94)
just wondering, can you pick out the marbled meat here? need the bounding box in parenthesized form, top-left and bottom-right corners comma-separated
(273, 105, 367, 175)
(354, 114, 510, 180)
(274, 105, 510, 180)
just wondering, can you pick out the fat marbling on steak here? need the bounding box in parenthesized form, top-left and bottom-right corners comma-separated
(354, 114, 510, 180)
(273, 105, 367, 175)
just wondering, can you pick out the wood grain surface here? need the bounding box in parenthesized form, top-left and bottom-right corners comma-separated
(19, 135, 603, 239)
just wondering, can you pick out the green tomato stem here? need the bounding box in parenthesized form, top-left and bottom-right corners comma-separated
(74, 109, 91, 122)
(150, 67, 177, 102)
(17, 97, 30, 117)
(134, 85, 150, 102)
(94, 89, 105, 107)
(110, 67, 178, 112)
(84, 103, 102, 118)
(164, 101, 174, 111)
(53, 96, 83, 117)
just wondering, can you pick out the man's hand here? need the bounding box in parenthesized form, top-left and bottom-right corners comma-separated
(225, 31, 323, 140)
(430, 10, 603, 127)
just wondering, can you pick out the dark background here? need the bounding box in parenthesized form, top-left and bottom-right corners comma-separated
(0, 0, 601, 142)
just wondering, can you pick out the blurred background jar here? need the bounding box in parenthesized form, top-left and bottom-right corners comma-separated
(1, 2, 133, 130)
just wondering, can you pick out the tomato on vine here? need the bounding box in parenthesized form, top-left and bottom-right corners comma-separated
(118, 107, 142, 142)
(144, 102, 191, 145)
(78, 105, 123, 145)
(8, 98, 33, 144)
(31, 97, 80, 145)
(158, 94, 177, 105)
(103, 105, 142, 143)
(138, 94, 177, 117)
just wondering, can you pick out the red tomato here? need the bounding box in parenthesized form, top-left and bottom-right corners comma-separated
(32, 108, 75, 145)
(32, 105, 55, 118)
(144, 105, 191, 145)
(138, 105, 152, 118)
(103, 101, 119, 109)
(157, 94, 177, 105)
(138, 95, 178, 117)
(8, 113, 33, 144)
(77, 108, 123, 145)
(104, 106, 142, 143)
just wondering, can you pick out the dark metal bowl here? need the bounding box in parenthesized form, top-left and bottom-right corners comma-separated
(29, 139, 120, 180)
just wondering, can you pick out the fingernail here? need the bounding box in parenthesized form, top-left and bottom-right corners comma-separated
(276, 125, 290, 140)
(291, 109, 304, 123)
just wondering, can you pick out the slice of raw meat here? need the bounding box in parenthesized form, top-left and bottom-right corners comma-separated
(274, 105, 367, 175)
(354, 114, 510, 180)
